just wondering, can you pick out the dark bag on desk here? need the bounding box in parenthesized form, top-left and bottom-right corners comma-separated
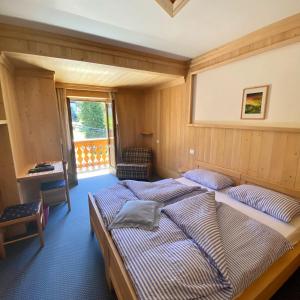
(28, 163, 55, 174)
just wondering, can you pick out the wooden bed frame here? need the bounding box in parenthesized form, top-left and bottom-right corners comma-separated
(88, 168, 300, 300)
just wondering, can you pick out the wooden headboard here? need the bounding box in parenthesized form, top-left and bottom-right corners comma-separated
(241, 175, 300, 200)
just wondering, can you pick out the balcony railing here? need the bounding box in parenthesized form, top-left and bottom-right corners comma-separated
(74, 138, 109, 172)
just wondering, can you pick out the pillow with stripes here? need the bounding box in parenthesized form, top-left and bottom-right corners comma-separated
(183, 169, 233, 190)
(227, 184, 300, 223)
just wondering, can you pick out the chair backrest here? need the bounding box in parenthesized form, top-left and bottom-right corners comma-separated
(122, 147, 152, 164)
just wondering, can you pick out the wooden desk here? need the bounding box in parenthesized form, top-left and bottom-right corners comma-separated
(17, 162, 64, 182)
(17, 161, 64, 203)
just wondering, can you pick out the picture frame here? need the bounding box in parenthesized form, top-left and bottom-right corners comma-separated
(241, 85, 269, 120)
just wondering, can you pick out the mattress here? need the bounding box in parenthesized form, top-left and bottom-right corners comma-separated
(176, 177, 300, 245)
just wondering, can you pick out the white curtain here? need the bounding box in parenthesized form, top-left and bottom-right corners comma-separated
(56, 88, 78, 186)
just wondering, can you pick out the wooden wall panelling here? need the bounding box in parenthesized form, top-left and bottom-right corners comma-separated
(281, 133, 300, 188)
(295, 160, 300, 190)
(257, 131, 274, 179)
(116, 89, 144, 150)
(141, 83, 300, 194)
(0, 23, 187, 76)
(139, 89, 161, 171)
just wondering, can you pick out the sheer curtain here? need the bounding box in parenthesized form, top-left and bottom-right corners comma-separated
(56, 88, 78, 186)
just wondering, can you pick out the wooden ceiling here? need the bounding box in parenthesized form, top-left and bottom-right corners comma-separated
(5, 52, 181, 88)
(155, 0, 190, 17)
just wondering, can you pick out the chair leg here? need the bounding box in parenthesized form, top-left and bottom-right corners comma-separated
(36, 213, 44, 248)
(65, 187, 71, 211)
(40, 191, 46, 229)
(0, 229, 6, 259)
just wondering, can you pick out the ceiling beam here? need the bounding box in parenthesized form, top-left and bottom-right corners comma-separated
(0, 23, 188, 77)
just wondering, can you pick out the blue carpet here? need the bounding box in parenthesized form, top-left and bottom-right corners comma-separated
(0, 174, 118, 300)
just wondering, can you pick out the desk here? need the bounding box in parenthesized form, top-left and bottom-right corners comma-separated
(17, 162, 64, 182)
(17, 161, 65, 203)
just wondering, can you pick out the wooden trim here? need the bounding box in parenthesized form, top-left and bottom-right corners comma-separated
(155, 0, 190, 17)
(3, 232, 39, 245)
(173, 0, 190, 16)
(66, 89, 110, 100)
(236, 242, 300, 300)
(89, 192, 300, 300)
(148, 77, 186, 91)
(0, 214, 36, 228)
(190, 13, 300, 73)
(0, 23, 187, 76)
(55, 82, 117, 92)
(88, 193, 138, 300)
(0, 53, 14, 73)
(187, 122, 300, 133)
(15, 69, 55, 79)
(241, 175, 300, 199)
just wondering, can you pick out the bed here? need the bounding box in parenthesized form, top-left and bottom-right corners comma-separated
(88, 166, 300, 300)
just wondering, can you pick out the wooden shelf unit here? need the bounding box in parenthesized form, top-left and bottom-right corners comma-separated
(0, 61, 20, 209)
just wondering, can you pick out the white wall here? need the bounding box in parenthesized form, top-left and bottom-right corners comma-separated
(192, 42, 300, 127)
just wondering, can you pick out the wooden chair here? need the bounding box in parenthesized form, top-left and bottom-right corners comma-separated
(40, 161, 71, 211)
(0, 201, 44, 259)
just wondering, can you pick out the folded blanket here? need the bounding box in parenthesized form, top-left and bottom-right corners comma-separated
(122, 178, 205, 203)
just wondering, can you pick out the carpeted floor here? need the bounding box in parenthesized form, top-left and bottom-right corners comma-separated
(0, 173, 299, 300)
(0, 174, 118, 300)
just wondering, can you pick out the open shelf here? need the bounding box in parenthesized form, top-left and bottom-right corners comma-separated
(0, 120, 7, 125)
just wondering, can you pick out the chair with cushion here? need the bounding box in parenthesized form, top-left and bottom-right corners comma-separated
(116, 147, 152, 180)
(0, 201, 44, 259)
(40, 161, 71, 211)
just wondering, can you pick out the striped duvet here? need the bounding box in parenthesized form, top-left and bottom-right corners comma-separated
(94, 181, 292, 300)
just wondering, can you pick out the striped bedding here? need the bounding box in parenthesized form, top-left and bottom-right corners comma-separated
(94, 182, 293, 300)
(121, 178, 205, 203)
(94, 180, 205, 226)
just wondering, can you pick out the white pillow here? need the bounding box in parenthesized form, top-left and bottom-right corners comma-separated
(227, 184, 300, 223)
(184, 169, 233, 190)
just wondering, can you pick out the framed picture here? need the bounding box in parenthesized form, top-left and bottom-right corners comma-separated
(241, 85, 269, 119)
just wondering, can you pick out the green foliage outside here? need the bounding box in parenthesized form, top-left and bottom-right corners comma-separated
(71, 101, 107, 140)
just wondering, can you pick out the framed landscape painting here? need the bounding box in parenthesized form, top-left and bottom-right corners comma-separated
(241, 85, 269, 119)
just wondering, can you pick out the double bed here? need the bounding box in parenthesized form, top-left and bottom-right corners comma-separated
(88, 166, 300, 300)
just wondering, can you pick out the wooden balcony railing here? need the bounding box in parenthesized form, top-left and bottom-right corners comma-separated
(74, 138, 109, 172)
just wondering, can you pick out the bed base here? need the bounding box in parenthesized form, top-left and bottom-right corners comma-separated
(88, 192, 300, 300)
